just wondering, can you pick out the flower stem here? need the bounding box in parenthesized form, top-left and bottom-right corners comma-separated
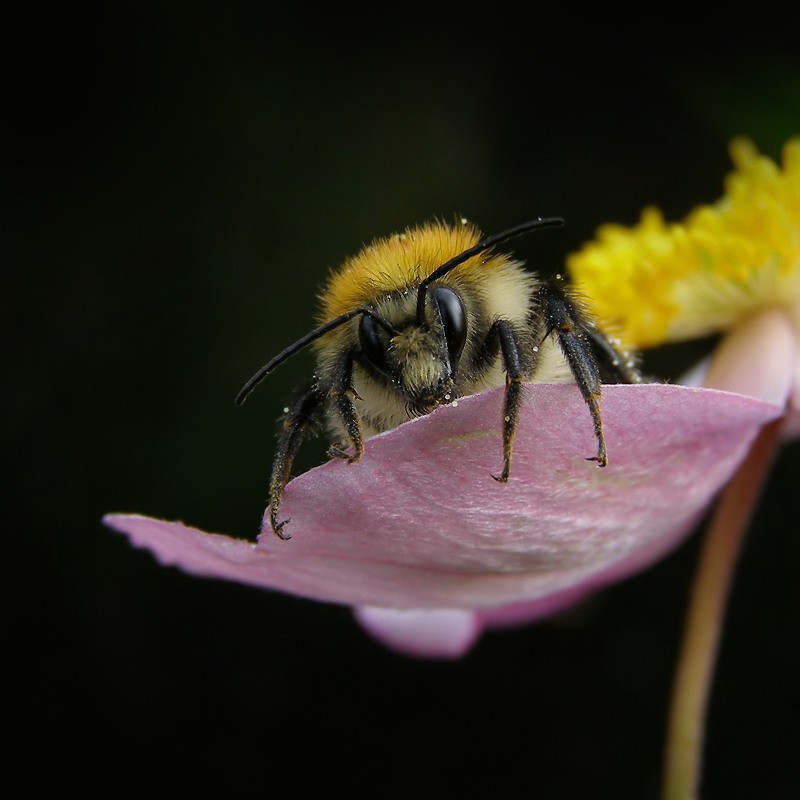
(662, 418, 782, 800)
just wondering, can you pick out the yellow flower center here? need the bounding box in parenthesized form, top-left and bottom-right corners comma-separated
(567, 138, 800, 350)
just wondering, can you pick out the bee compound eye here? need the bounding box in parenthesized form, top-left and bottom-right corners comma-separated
(358, 313, 390, 376)
(431, 286, 467, 372)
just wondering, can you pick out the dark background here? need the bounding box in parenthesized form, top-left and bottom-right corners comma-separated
(6, 8, 799, 798)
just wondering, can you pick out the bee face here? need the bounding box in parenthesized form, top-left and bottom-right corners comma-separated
(236, 217, 641, 539)
(355, 284, 467, 416)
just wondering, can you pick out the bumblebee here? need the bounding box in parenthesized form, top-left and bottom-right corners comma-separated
(237, 217, 641, 539)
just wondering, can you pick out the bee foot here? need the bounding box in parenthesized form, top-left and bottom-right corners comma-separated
(271, 516, 292, 540)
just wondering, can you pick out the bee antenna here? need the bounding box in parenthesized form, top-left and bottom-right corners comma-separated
(235, 308, 398, 406)
(415, 216, 564, 324)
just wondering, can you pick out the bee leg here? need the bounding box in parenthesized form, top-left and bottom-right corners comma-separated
(492, 320, 525, 483)
(583, 326, 642, 385)
(539, 281, 609, 467)
(325, 352, 365, 464)
(268, 385, 325, 540)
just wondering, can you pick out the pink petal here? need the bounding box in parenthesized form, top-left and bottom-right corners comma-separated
(105, 383, 780, 620)
(353, 607, 481, 659)
(701, 309, 796, 406)
(681, 309, 799, 439)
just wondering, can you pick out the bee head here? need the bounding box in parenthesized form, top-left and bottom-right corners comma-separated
(357, 285, 467, 412)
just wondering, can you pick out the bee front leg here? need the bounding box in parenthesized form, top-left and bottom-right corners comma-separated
(325, 352, 365, 464)
(491, 319, 525, 483)
(268, 385, 325, 540)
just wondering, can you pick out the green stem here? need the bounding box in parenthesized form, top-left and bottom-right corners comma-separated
(662, 418, 782, 800)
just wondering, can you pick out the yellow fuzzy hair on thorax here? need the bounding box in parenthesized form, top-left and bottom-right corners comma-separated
(317, 220, 516, 323)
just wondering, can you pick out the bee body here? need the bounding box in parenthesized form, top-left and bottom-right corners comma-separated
(237, 218, 640, 539)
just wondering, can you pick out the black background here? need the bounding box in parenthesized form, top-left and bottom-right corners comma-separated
(7, 8, 799, 798)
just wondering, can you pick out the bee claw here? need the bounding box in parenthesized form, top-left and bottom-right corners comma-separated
(328, 444, 350, 460)
(271, 515, 292, 540)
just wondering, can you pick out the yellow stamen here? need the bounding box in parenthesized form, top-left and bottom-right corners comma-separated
(567, 138, 800, 350)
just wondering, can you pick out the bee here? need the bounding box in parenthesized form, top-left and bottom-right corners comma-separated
(237, 217, 641, 539)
